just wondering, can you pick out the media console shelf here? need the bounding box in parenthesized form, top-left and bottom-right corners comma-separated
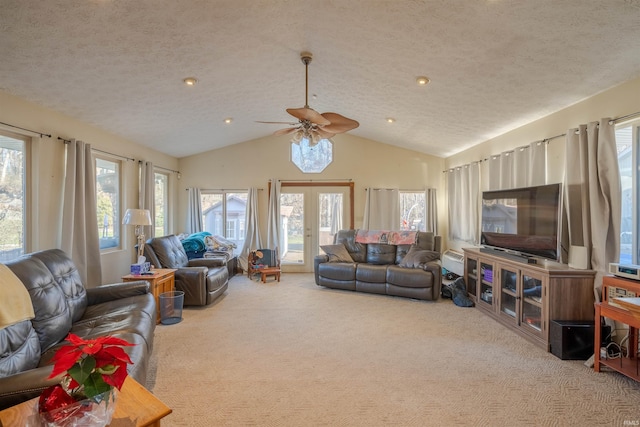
(463, 247, 596, 351)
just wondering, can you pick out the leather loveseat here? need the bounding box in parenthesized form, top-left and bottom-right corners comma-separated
(144, 234, 228, 306)
(0, 249, 156, 410)
(314, 229, 442, 301)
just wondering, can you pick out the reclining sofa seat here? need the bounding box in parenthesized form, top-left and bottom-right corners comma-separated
(0, 249, 155, 410)
(314, 230, 442, 301)
(143, 234, 228, 306)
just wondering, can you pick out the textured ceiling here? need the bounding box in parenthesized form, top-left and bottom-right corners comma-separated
(2, 0, 640, 159)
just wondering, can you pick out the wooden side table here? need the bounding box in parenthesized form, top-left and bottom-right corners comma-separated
(0, 377, 171, 426)
(122, 269, 177, 324)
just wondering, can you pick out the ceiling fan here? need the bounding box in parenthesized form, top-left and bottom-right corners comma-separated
(258, 51, 359, 144)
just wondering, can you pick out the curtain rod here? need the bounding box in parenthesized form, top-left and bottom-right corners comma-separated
(442, 112, 640, 173)
(58, 137, 135, 161)
(138, 161, 180, 175)
(271, 178, 352, 182)
(0, 121, 51, 138)
(188, 188, 263, 191)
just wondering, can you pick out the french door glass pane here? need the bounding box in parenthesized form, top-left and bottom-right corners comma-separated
(318, 193, 343, 252)
(226, 193, 246, 255)
(0, 135, 25, 261)
(281, 193, 304, 264)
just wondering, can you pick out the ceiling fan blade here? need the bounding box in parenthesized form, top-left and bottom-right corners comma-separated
(316, 128, 336, 139)
(273, 127, 300, 136)
(286, 107, 331, 126)
(320, 112, 360, 133)
(256, 120, 298, 125)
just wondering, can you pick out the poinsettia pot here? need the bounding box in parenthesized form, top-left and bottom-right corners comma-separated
(38, 388, 117, 427)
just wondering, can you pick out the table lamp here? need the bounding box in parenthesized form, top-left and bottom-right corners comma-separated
(122, 208, 152, 262)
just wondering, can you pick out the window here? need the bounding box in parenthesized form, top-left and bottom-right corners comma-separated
(201, 191, 248, 255)
(291, 138, 333, 173)
(0, 131, 28, 262)
(154, 172, 169, 236)
(400, 192, 426, 231)
(616, 120, 640, 264)
(96, 157, 121, 250)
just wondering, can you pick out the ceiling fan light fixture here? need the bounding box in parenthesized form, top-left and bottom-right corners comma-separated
(416, 76, 430, 86)
(183, 77, 198, 86)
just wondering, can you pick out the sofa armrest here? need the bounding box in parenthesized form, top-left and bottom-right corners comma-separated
(189, 257, 226, 268)
(86, 281, 150, 306)
(422, 260, 442, 299)
(313, 255, 329, 285)
(0, 366, 58, 410)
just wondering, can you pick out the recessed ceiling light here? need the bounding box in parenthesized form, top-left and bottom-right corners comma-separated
(223, 117, 233, 124)
(386, 117, 396, 123)
(183, 77, 198, 86)
(416, 76, 430, 86)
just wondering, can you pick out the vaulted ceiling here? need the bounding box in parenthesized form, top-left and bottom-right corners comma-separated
(2, 0, 640, 158)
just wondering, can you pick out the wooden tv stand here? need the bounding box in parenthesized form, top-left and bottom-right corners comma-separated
(463, 248, 595, 351)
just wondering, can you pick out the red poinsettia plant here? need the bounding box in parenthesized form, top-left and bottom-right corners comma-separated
(38, 333, 134, 422)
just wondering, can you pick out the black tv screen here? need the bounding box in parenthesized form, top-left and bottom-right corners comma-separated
(480, 183, 562, 261)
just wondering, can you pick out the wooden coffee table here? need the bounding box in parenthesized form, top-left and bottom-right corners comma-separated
(260, 267, 281, 283)
(0, 377, 171, 426)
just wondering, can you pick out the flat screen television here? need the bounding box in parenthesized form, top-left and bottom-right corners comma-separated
(480, 183, 562, 262)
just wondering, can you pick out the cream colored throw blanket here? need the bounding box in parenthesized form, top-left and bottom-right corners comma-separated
(0, 263, 34, 329)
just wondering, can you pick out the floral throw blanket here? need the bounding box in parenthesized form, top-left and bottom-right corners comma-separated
(355, 229, 417, 245)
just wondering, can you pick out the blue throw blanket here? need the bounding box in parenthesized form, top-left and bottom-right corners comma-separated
(181, 231, 212, 253)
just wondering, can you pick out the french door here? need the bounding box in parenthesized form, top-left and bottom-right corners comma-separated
(280, 184, 353, 273)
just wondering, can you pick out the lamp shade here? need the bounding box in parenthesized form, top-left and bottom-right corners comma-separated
(122, 209, 152, 226)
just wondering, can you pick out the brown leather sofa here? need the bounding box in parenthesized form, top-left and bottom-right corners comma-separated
(144, 234, 228, 306)
(0, 249, 156, 410)
(314, 230, 442, 301)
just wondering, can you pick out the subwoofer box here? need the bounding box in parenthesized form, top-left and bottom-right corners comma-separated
(549, 320, 595, 360)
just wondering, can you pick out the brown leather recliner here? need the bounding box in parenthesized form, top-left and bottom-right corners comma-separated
(143, 235, 228, 306)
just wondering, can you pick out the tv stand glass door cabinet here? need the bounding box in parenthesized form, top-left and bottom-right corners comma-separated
(463, 247, 595, 351)
(498, 265, 545, 341)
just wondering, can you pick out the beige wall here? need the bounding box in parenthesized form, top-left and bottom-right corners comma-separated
(0, 90, 179, 284)
(177, 133, 446, 238)
(444, 76, 640, 253)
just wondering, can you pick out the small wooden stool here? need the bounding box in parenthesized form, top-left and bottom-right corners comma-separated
(260, 267, 281, 283)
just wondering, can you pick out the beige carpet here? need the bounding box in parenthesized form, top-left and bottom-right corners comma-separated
(147, 273, 640, 426)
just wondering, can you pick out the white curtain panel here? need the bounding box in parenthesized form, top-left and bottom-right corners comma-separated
(139, 161, 155, 238)
(425, 188, 438, 234)
(489, 141, 546, 190)
(185, 187, 203, 234)
(447, 163, 480, 243)
(267, 179, 282, 254)
(330, 193, 343, 235)
(563, 119, 621, 297)
(488, 155, 501, 190)
(363, 188, 400, 230)
(239, 187, 262, 271)
(61, 139, 102, 287)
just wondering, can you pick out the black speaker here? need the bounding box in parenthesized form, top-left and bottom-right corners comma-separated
(549, 320, 595, 360)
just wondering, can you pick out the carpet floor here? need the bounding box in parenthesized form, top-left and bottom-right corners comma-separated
(146, 273, 640, 426)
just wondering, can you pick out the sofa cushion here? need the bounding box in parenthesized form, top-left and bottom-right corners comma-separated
(318, 262, 356, 281)
(387, 265, 434, 288)
(356, 264, 388, 282)
(366, 244, 396, 265)
(6, 257, 72, 352)
(30, 249, 87, 323)
(399, 246, 441, 268)
(149, 235, 189, 268)
(321, 244, 354, 263)
(0, 320, 41, 377)
(334, 229, 367, 262)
